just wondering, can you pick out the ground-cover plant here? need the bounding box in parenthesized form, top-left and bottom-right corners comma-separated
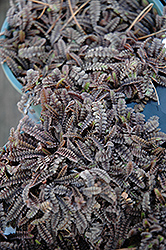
(0, 0, 166, 113)
(1, 88, 166, 249)
(1, 0, 166, 249)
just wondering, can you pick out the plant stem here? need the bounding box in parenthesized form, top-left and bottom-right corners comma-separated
(127, 3, 153, 32)
(150, 79, 160, 106)
(30, 0, 50, 7)
(61, 0, 90, 32)
(138, 29, 166, 40)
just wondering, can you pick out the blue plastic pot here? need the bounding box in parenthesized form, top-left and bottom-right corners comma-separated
(148, 0, 164, 13)
(1, 19, 23, 94)
(0, 19, 41, 121)
(127, 0, 166, 133)
(0, 0, 166, 129)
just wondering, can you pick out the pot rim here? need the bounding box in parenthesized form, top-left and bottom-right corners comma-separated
(1, 19, 23, 94)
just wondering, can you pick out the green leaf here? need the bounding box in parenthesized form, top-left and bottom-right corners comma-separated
(84, 82, 90, 91)
(127, 111, 131, 121)
(35, 240, 41, 245)
(74, 174, 79, 179)
(158, 235, 164, 242)
(120, 116, 126, 123)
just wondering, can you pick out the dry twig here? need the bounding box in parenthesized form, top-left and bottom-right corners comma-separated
(127, 3, 153, 32)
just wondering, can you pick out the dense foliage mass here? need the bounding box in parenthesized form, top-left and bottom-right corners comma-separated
(0, 0, 166, 249)
(1, 88, 166, 249)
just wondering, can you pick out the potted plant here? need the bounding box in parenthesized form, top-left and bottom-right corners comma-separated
(1, 0, 166, 249)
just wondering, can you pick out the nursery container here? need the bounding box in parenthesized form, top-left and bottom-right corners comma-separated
(0, 0, 166, 243)
(0, 19, 41, 121)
